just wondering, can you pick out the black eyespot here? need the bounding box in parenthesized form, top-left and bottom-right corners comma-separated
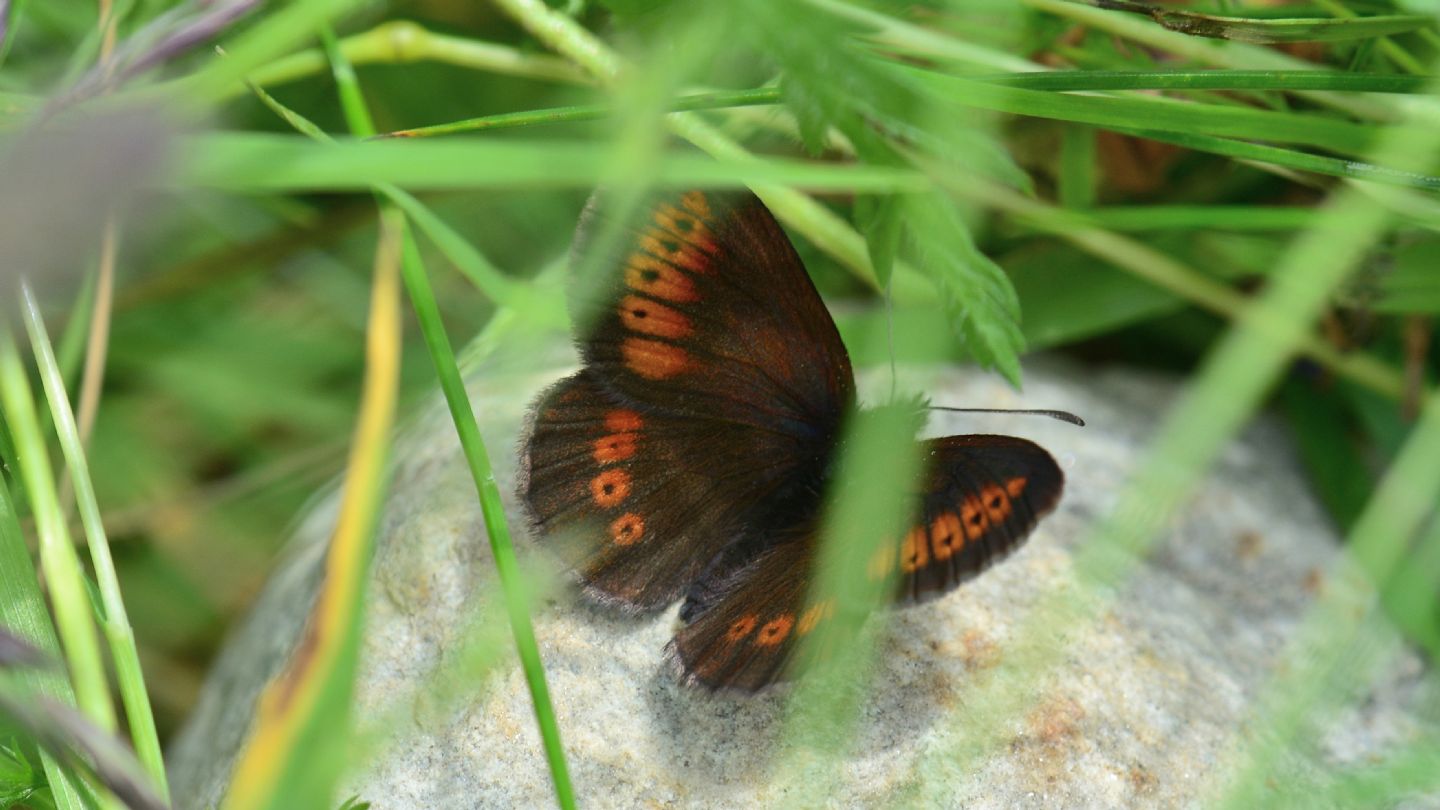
(641, 269, 660, 282)
(633, 308, 648, 318)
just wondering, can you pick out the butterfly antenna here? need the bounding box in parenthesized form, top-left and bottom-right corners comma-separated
(928, 406, 1086, 427)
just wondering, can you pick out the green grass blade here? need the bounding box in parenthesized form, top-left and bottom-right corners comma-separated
(170, 133, 927, 194)
(0, 329, 116, 739)
(18, 285, 168, 802)
(1084, 0, 1434, 44)
(0, 464, 91, 810)
(982, 69, 1433, 93)
(317, 27, 577, 806)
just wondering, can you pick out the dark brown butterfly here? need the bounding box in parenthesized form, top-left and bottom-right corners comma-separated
(519, 189, 1064, 691)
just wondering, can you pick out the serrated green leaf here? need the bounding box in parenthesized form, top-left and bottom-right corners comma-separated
(779, 76, 832, 157)
(907, 198, 1024, 385)
(854, 194, 904, 289)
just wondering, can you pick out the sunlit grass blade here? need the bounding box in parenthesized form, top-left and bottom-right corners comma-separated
(203, 20, 589, 103)
(315, 25, 577, 807)
(18, 284, 167, 802)
(381, 88, 782, 139)
(222, 209, 403, 810)
(172, 133, 927, 194)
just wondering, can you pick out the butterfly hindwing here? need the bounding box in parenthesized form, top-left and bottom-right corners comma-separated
(668, 538, 840, 691)
(568, 189, 854, 434)
(670, 433, 1063, 690)
(521, 370, 821, 611)
(873, 435, 1064, 604)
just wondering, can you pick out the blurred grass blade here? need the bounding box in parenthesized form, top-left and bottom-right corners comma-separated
(0, 487, 89, 810)
(1213, 385, 1440, 806)
(0, 327, 117, 737)
(167, 0, 365, 109)
(0, 688, 166, 810)
(222, 210, 404, 810)
(1084, 0, 1434, 43)
(984, 69, 1433, 94)
(315, 25, 577, 806)
(19, 284, 168, 802)
(0, 625, 54, 669)
(204, 20, 588, 102)
(381, 88, 782, 139)
(171, 133, 926, 193)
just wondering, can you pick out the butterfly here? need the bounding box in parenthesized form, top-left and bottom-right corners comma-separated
(519, 188, 1064, 691)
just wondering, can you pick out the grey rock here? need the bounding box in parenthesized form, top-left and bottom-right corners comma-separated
(168, 350, 1440, 809)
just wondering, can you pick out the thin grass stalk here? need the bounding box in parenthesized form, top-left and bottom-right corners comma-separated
(222, 209, 403, 810)
(317, 26, 577, 807)
(1015, 0, 1403, 120)
(19, 284, 168, 802)
(209, 20, 588, 101)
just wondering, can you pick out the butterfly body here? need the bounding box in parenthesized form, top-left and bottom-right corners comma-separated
(520, 189, 1064, 690)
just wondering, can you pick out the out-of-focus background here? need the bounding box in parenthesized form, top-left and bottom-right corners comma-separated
(2, 0, 1439, 799)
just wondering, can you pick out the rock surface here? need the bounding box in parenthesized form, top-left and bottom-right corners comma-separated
(168, 349, 1440, 809)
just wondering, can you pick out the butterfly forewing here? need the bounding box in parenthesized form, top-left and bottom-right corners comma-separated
(522, 370, 821, 611)
(568, 190, 854, 434)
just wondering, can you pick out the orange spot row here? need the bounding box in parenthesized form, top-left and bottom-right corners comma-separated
(625, 255, 698, 303)
(653, 204, 718, 256)
(681, 191, 712, 220)
(618, 294, 692, 340)
(605, 409, 643, 433)
(797, 599, 835, 635)
(930, 511, 964, 561)
(901, 526, 929, 573)
(726, 615, 757, 642)
(590, 469, 632, 508)
(609, 512, 645, 546)
(980, 483, 1012, 524)
(641, 229, 709, 273)
(593, 432, 638, 464)
(756, 615, 794, 647)
(622, 338, 689, 380)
